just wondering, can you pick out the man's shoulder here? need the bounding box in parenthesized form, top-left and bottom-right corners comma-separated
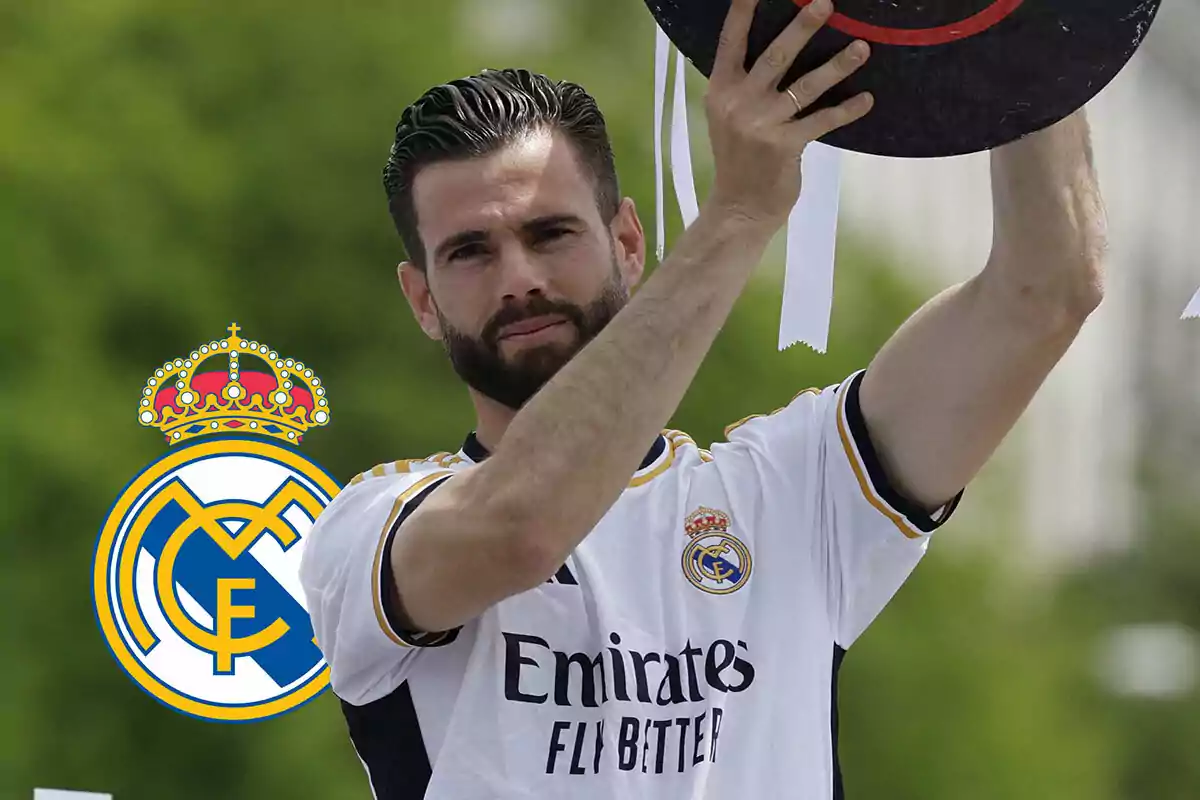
(316, 451, 467, 528)
(300, 451, 465, 579)
(344, 451, 470, 490)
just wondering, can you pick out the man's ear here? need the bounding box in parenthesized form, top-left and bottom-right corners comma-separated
(610, 197, 647, 290)
(397, 261, 443, 340)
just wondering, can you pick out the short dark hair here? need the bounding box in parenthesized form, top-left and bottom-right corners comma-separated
(383, 68, 621, 270)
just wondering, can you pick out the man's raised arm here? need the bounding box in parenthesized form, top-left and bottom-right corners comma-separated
(857, 109, 1108, 510)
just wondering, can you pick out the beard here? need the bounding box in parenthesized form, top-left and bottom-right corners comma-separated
(437, 261, 629, 411)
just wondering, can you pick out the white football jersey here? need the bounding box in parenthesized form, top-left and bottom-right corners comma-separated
(299, 370, 961, 799)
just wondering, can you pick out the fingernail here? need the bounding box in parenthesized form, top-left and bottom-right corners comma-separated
(810, 0, 831, 15)
(849, 41, 869, 60)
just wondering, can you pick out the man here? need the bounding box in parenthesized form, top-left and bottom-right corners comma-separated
(298, 0, 1107, 796)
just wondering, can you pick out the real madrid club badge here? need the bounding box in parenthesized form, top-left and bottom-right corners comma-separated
(682, 507, 752, 595)
(93, 324, 339, 722)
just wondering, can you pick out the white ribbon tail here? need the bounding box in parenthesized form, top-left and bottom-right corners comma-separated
(670, 49, 700, 229)
(653, 25, 670, 261)
(1182, 286, 1200, 319)
(780, 142, 843, 353)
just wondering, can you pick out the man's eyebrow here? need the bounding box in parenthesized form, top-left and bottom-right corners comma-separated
(524, 214, 586, 230)
(432, 215, 587, 263)
(433, 230, 488, 264)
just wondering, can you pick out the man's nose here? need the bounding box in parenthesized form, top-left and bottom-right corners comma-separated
(495, 245, 550, 299)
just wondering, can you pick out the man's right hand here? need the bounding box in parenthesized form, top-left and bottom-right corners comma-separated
(706, 0, 873, 228)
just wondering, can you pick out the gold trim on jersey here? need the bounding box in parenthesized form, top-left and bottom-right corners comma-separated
(432, 453, 467, 468)
(628, 433, 676, 487)
(348, 453, 466, 486)
(722, 387, 822, 439)
(664, 429, 713, 463)
(357, 428, 683, 503)
(371, 471, 456, 647)
(834, 386, 923, 541)
(627, 430, 713, 485)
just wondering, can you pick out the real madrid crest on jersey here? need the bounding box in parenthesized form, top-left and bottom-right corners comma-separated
(681, 506, 752, 595)
(93, 324, 340, 722)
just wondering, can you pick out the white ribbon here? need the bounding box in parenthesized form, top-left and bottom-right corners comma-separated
(781, 142, 842, 353)
(1183, 287, 1200, 320)
(670, 48, 700, 229)
(652, 25, 843, 353)
(654, 26, 670, 261)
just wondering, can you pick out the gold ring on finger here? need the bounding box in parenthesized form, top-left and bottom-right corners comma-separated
(785, 87, 804, 115)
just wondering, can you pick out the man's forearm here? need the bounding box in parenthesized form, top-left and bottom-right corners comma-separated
(486, 207, 774, 557)
(857, 110, 1108, 509)
(986, 109, 1108, 320)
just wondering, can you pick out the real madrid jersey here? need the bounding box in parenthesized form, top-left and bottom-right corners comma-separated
(299, 370, 961, 800)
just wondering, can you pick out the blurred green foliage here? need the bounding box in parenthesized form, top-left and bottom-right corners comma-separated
(2, 1, 1196, 799)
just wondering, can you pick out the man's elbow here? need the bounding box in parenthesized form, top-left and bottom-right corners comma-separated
(984, 252, 1105, 334)
(1051, 250, 1106, 323)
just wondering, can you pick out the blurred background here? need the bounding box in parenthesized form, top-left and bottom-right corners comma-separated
(3, 0, 1198, 798)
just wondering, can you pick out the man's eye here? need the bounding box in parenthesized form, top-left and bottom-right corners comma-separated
(450, 244, 486, 261)
(537, 228, 570, 243)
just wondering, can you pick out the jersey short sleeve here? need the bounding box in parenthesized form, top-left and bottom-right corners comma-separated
(299, 465, 458, 706)
(715, 370, 963, 648)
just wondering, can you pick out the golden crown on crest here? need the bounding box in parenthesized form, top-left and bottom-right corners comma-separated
(684, 507, 731, 538)
(137, 323, 331, 446)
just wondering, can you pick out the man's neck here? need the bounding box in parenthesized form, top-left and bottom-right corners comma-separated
(468, 388, 519, 455)
(464, 387, 666, 470)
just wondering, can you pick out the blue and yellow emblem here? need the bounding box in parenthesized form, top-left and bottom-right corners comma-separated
(93, 324, 339, 722)
(681, 506, 752, 595)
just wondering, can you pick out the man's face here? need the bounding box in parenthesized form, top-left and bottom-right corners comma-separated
(400, 129, 645, 410)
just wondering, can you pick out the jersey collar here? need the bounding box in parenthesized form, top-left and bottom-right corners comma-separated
(461, 431, 667, 472)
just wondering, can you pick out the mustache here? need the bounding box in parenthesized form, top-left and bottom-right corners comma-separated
(481, 297, 586, 347)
